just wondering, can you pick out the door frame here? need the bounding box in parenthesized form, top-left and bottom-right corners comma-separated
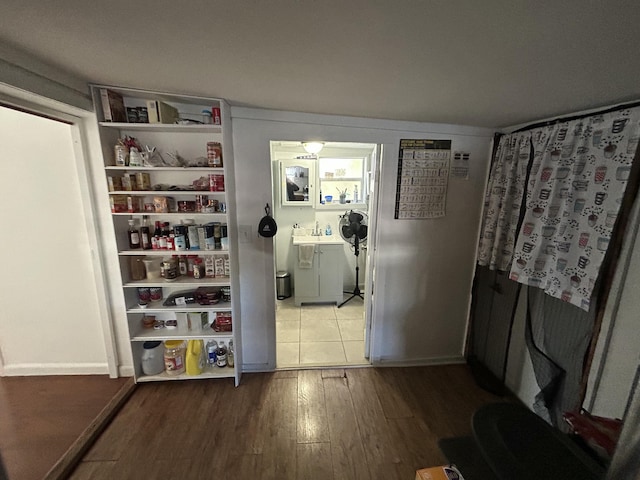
(0, 85, 119, 377)
(363, 144, 383, 358)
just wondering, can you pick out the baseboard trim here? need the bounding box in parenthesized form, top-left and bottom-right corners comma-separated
(373, 356, 466, 367)
(43, 377, 137, 480)
(2, 363, 109, 376)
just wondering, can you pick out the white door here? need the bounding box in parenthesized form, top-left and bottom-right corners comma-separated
(0, 105, 112, 376)
(363, 144, 383, 358)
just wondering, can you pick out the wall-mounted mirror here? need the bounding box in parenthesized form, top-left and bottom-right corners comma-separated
(281, 159, 315, 206)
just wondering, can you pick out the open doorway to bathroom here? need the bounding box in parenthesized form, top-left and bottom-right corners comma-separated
(270, 141, 380, 369)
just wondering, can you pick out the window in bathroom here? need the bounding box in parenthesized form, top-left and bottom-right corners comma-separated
(318, 157, 366, 206)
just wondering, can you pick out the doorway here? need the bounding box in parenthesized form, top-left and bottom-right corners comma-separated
(270, 141, 380, 369)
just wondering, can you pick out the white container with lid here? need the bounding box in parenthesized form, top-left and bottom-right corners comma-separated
(141, 341, 165, 376)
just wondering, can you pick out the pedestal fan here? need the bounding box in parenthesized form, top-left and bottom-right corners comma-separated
(338, 209, 368, 308)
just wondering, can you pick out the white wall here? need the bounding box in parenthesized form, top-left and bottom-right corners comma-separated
(232, 108, 493, 370)
(0, 107, 108, 375)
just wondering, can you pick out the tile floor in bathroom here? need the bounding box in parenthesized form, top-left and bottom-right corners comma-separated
(275, 295, 368, 368)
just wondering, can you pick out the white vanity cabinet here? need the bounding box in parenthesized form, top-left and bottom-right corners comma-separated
(293, 243, 343, 306)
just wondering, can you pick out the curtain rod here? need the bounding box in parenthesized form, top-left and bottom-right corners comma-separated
(511, 99, 640, 134)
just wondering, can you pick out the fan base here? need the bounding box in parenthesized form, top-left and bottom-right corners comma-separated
(338, 287, 364, 308)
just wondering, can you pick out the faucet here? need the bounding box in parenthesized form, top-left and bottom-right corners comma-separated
(313, 221, 322, 236)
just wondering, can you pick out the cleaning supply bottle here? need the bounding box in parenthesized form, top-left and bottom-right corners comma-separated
(325, 223, 332, 236)
(205, 340, 218, 370)
(186, 339, 204, 375)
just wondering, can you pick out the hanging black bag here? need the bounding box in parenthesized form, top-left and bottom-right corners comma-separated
(258, 203, 278, 238)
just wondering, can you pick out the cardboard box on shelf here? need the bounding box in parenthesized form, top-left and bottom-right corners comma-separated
(100, 88, 127, 122)
(415, 465, 465, 480)
(146, 100, 179, 124)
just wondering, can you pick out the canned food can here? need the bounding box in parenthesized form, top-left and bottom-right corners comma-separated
(137, 287, 150, 302)
(150, 287, 163, 301)
(195, 195, 208, 212)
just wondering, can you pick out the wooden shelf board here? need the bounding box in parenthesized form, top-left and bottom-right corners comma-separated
(136, 369, 234, 383)
(119, 250, 229, 256)
(127, 302, 232, 313)
(130, 328, 232, 341)
(99, 122, 222, 134)
(105, 166, 224, 172)
(123, 277, 230, 287)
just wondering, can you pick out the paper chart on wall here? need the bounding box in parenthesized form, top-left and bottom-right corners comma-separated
(451, 151, 470, 179)
(395, 139, 451, 219)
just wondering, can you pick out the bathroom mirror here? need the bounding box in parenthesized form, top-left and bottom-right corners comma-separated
(280, 159, 315, 206)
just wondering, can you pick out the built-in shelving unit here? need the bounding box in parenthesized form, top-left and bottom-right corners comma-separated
(91, 84, 241, 385)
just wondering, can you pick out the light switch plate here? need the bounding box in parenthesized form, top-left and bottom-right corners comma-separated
(239, 225, 252, 243)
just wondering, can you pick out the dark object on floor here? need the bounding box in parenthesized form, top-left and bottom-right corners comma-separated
(468, 356, 507, 396)
(473, 403, 606, 480)
(438, 436, 499, 480)
(563, 409, 623, 460)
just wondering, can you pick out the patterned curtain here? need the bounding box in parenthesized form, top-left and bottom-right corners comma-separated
(478, 132, 531, 271)
(509, 108, 640, 311)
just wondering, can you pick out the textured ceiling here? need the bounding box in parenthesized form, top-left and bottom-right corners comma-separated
(1, 0, 639, 128)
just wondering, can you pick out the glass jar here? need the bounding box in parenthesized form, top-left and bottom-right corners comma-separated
(163, 257, 178, 281)
(130, 256, 146, 281)
(163, 340, 186, 375)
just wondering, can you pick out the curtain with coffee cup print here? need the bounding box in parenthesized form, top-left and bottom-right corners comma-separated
(509, 108, 640, 311)
(477, 132, 531, 271)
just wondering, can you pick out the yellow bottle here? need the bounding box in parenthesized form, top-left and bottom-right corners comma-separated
(185, 339, 204, 375)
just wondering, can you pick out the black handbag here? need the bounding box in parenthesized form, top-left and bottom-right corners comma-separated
(258, 203, 278, 238)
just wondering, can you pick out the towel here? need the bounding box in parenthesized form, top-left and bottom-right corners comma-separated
(298, 244, 315, 269)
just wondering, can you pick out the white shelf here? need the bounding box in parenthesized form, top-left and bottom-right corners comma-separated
(130, 327, 232, 341)
(119, 250, 229, 256)
(136, 368, 235, 383)
(127, 301, 232, 313)
(109, 190, 209, 195)
(99, 122, 222, 134)
(105, 166, 224, 172)
(94, 84, 240, 386)
(112, 212, 227, 218)
(123, 277, 230, 287)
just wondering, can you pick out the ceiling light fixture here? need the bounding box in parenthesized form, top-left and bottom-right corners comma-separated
(302, 142, 324, 154)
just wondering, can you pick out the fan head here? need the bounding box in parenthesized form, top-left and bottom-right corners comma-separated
(339, 210, 368, 245)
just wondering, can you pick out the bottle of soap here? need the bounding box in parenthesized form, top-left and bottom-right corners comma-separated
(325, 224, 332, 236)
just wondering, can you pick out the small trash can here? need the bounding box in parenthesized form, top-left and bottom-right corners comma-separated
(276, 271, 291, 300)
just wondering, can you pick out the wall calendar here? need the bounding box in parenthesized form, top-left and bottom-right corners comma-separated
(395, 139, 451, 219)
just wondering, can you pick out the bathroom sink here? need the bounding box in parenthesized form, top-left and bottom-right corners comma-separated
(291, 235, 344, 245)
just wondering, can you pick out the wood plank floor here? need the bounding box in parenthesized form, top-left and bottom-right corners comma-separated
(0, 375, 130, 480)
(70, 365, 505, 480)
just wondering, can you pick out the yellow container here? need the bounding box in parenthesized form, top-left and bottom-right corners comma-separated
(185, 339, 204, 375)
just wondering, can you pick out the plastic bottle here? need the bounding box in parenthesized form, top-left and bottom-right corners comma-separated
(228, 339, 234, 368)
(354, 185, 359, 203)
(128, 219, 140, 249)
(205, 340, 218, 370)
(216, 341, 228, 367)
(325, 224, 332, 236)
(186, 339, 204, 375)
